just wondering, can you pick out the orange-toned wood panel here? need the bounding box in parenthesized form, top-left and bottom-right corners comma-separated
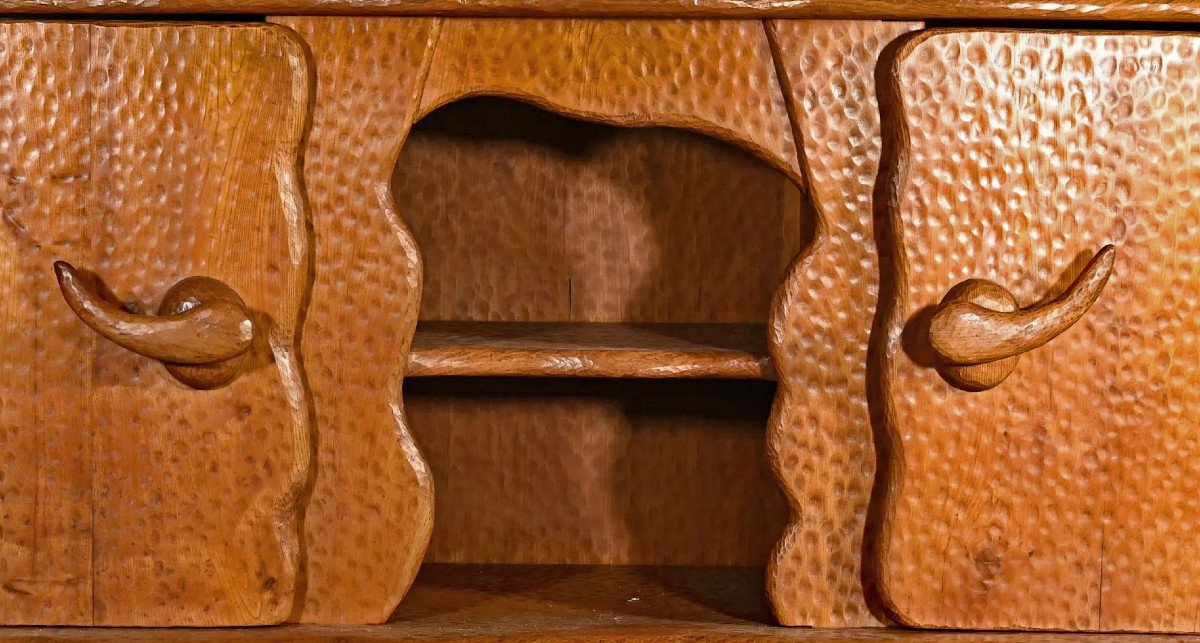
(0, 22, 310, 626)
(417, 20, 803, 187)
(765, 20, 920, 628)
(407, 379, 788, 566)
(268, 17, 439, 625)
(10, 0, 1200, 20)
(876, 29, 1200, 632)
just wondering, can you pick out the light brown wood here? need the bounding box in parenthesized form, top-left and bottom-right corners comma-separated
(398, 98, 804, 326)
(272, 18, 804, 580)
(929, 246, 1116, 365)
(416, 21, 803, 186)
(764, 20, 920, 628)
(15, 565, 1200, 640)
(269, 16, 439, 625)
(875, 29, 1200, 632)
(54, 262, 255, 389)
(409, 322, 773, 379)
(0, 22, 311, 625)
(13, 0, 1200, 20)
(408, 378, 788, 566)
(385, 20, 804, 570)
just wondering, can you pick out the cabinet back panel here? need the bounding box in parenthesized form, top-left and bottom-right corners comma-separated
(393, 97, 810, 324)
(406, 378, 787, 566)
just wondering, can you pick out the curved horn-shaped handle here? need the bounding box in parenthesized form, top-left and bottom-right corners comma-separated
(54, 261, 254, 389)
(928, 245, 1116, 391)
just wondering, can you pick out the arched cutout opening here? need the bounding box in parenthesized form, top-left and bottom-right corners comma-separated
(395, 97, 811, 621)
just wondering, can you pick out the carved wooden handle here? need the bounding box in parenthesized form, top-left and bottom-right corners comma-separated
(54, 261, 254, 389)
(928, 245, 1116, 391)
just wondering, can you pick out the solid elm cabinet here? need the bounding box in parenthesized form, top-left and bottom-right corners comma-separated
(3, 4, 1200, 641)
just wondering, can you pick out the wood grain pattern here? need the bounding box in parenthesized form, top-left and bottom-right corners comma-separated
(409, 322, 773, 379)
(765, 20, 920, 628)
(387, 21, 804, 568)
(929, 246, 1115, 392)
(408, 378, 788, 566)
(54, 262, 256, 390)
(876, 29, 1200, 632)
(268, 17, 438, 625)
(15, 565, 1200, 640)
(416, 21, 803, 187)
(12, 0, 1200, 20)
(398, 98, 805, 326)
(0, 22, 311, 626)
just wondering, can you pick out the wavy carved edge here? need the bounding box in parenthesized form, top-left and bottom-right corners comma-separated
(275, 16, 923, 625)
(865, 28, 949, 625)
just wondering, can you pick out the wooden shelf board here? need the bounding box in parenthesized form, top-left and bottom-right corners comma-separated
(8, 565, 1200, 640)
(408, 322, 775, 380)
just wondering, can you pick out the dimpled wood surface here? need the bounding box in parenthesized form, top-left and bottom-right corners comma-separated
(396, 98, 804, 326)
(0, 22, 310, 625)
(877, 29, 1200, 631)
(417, 20, 803, 186)
(764, 20, 919, 628)
(12, 0, 1200, 20)
(268, 17, 439, 624)
(391, 24, 803, 567)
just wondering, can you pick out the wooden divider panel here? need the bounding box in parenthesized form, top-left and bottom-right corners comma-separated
(765, 20, 920, 628)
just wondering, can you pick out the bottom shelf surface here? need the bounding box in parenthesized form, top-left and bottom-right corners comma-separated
(6, 564, 1200, 641)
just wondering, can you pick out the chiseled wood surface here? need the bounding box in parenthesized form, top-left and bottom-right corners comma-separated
(388, 20, 802, 568)
(407, 378, 787, 567)
(764, 20, 919, 628)
(398, 98, 804, 327)
(876, 29, 1200, 632)
(12, 564, 1200, 640)
(409, 322, 773, 379)
(8, 0, 1200, 19)
(268, 17, 439, 624)
(0, 22, 310, 625)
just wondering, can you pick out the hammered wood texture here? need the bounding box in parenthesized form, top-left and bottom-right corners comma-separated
(765, 20, 920, 628)
(396, 99, 804, 325)
(877, 29, 1200, 632)
(9, 0, 1200, 20)
(269, 17, 439, 624)
(390, 20, 805, 567)
(0, 23, 310, 626)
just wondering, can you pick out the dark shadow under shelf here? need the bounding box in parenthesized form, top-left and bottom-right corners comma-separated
(408, 322, 775, 380)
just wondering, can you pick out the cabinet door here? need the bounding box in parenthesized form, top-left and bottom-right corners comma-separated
(878, 29, 1200, 632)
(0, 22, 310, 626)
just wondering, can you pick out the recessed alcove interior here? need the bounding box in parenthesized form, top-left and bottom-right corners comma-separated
(392, 97, 812, 623)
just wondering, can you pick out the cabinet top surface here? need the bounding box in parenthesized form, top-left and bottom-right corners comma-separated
(6, 0, 1200, 19)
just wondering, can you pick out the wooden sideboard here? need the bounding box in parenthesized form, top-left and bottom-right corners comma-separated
(2, 2, 1200, 640)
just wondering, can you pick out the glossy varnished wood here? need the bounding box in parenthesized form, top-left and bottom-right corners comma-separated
(11, 0, 1200, 20)
(12, 564, 1200, 640)
(409, 322, 773, 379)
(0, 22, 311, 625)
(276, 16, 804, 592)
(407, 378, 788, 567)
(764, 20, 920, 628)
(268, 17, 439, 625)
(876, 29, 1200, 632)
